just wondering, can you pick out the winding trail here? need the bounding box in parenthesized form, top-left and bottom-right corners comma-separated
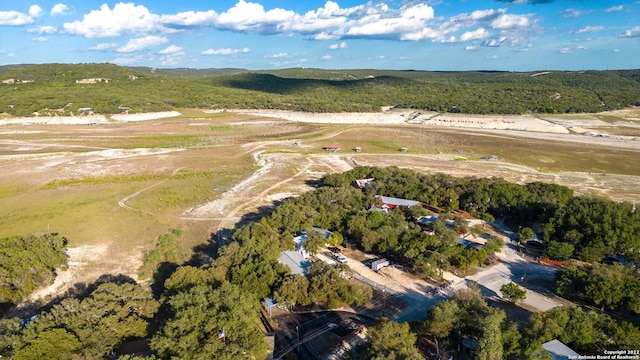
(117, 166, 186, 214)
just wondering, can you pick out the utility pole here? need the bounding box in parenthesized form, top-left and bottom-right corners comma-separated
(296, 326, 300, 354)
(382, 285, 387, 317)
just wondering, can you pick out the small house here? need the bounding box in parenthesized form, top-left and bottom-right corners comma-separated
(542, 339, 580, 360)
(374, 195, 420, 210)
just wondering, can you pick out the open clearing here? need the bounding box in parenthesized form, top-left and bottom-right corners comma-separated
(2, 108, 640, 303)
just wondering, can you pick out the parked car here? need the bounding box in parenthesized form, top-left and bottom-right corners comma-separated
(336, 255, 348, 263)
(328, 247, 341, 254)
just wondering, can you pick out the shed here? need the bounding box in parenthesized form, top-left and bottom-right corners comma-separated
(372, 258, 390, 272)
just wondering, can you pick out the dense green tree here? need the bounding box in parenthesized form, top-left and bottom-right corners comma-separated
(517, 227, 536, 243)
(13, 282, 158, 359)
(274, 274, 310, 307)
(303, 229, 327, 254)
(13, 328, 82, 360)
(542, 195, 640, 262)
(500, 282, 527, 302)
(522, 305, 640, 354)
(356, 318, 422, 360)
(543, 241, 574, 261)
(152, 283, 268, 360)
(556, 263, 638, 313)
(306, 262, 371, 308)
(0, 233, 68, 308)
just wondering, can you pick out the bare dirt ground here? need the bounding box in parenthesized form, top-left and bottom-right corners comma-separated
(3, 108, 640, 304)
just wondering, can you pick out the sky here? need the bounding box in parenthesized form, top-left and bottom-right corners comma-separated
(0, 1, 638, 71)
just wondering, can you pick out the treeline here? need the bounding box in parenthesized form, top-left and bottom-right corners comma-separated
(0, 63, 638, 116)
(0, 233, 68, 313)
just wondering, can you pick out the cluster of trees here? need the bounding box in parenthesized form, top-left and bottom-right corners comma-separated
(0, 233, 68, 313)
(556, 263, 640, 314)
(1, 64, 638, 116)
(522, 305, 640, 355)
(325, 166, 640, 264)
(275, 263, 371, 309)
(0, 282, 159, 359)
(361, 285, 640, 359)
(540, 196, 640, 263)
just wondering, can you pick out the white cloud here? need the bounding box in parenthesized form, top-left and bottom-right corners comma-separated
(465, 45, 477, 51)
(620, 26, 640, 38)
(57, 1, 535, 49)
(0, 10, 35, 26)
(202, 47, 250, 55)
(33, 36, 48, 42)
(460, 28, 489, 41)
(491, 14, 529, 30)
(312, 32, 341, 40)
(265, 52, 288, 58)
(605, 5, 624, 13)
(215, 0, 297, 33)
(322, 54, 333, 60)
(90, 42, 118, 50)
(158, 45, 185, 66)
(158, 45, 183, 55)
(484, 36, 508, 47)
(28, 26, 57, 35)
(117, 35, 168, 53)
(64, 3, 161, 38)
(560, 9, 587, 18)
(160, 10, 217, 27)
(51, 3, 70, 16)
(29, 5, 43, 18)
(576, 26, 604, 34)
(328, 41, 348, 49)
(555, 45, 587, 54)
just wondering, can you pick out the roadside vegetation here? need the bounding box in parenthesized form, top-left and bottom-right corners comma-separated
(1, 63, 638, 116)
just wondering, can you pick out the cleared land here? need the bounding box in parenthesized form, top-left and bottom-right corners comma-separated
(2, 108, 640, 303)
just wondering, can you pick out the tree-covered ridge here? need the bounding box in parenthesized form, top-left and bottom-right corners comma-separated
(0, 233, 68, 310)
(0, 63, 638, 116)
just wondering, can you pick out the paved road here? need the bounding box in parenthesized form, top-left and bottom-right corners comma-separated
(467, 220, 561, 311)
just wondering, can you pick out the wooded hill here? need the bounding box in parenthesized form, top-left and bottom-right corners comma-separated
(0, 63, 638, 116)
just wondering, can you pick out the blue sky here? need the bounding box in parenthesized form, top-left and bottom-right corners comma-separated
(0, 1, 638, 71)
